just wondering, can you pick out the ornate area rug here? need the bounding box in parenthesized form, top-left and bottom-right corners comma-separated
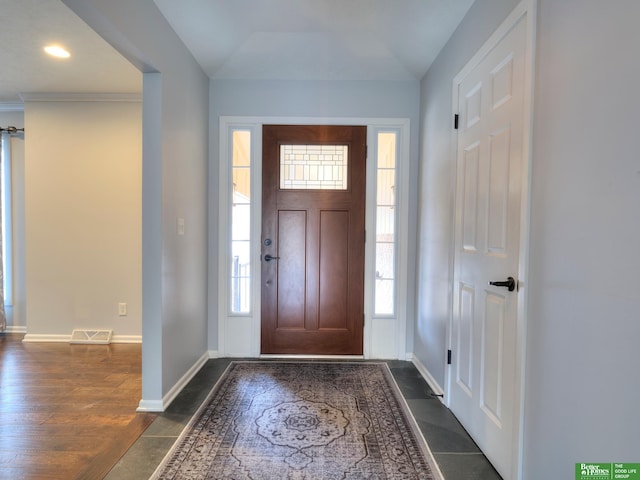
(151, 362, 443, 480)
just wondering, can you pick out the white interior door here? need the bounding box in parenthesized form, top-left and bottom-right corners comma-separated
(449, 15, 528, 479)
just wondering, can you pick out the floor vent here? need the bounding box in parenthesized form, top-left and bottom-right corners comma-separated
(70, 329, 113, 344)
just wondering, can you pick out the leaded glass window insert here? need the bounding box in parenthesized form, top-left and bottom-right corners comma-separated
(280, 144, 348, 190)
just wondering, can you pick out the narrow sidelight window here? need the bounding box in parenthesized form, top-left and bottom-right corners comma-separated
(231, 130, 251, 313)
(375, 132, 397, 315)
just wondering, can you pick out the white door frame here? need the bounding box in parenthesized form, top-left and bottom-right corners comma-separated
(217, 116, 411, 360)
(445, 2, 536, 479)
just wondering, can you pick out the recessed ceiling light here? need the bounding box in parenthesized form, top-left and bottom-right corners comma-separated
(44, 45, 71, 58)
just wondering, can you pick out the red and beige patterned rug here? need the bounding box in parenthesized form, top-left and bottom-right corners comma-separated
(151, 362, 443, 479)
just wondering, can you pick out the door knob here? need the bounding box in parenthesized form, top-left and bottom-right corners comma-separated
(488, 276, 516, 292)
(264, 254, 280, 262)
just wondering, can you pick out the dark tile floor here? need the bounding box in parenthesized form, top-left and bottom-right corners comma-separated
(106, 359, 501, 480)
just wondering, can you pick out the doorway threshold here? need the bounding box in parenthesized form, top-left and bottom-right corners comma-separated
(260, 354, 365, 360)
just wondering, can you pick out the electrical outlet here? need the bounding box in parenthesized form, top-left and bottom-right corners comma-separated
(118, 303, 127, 316)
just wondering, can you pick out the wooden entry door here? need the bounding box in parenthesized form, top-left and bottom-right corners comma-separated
(261, 125, 366, 355)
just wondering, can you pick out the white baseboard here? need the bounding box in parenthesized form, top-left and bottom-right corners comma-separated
(3, 325, 27, 334)
(111, 335, 142, 344)
(136, 399, 164, 412)
(137, 351, 210, 413)
(22, 334, 69, 343)
(21, 333, 142, 344)
(208, 350, 220, 358)
(408, 354, 446, 402)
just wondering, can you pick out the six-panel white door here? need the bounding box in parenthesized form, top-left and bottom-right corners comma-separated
(449, 17, 527, 479)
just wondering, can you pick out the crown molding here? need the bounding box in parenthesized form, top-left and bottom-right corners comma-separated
(0, 102, 25, 113)
(19, 92, 142, 103)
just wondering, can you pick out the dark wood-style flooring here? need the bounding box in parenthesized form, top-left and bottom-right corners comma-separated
(0, 333, 156, 480)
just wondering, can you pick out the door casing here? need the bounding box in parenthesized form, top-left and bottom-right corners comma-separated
(217, 117, 411, 360)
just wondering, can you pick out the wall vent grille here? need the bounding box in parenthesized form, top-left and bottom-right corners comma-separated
(69, 329, 113, 344)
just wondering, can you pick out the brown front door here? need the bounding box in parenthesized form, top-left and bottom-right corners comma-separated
(261, 125, 366, 355)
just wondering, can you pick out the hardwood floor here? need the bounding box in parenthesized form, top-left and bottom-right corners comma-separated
(0, 333, 156, 480)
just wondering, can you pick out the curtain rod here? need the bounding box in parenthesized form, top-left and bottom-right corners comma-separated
(0, 126, 24, 134)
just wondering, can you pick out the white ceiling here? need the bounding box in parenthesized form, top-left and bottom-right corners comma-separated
(0, 0, 475, 104)
(154, 0, 475, 81)
(0, 0, 141, 104)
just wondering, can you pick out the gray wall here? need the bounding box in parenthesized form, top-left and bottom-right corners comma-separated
(418, 0, 640, 478)
(416, 0, 520, 390)
(23, 100, 142, 341)
(208, 78, 422, 352)
(63, 0, 210, 407)
(524, 0, 640, 476)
